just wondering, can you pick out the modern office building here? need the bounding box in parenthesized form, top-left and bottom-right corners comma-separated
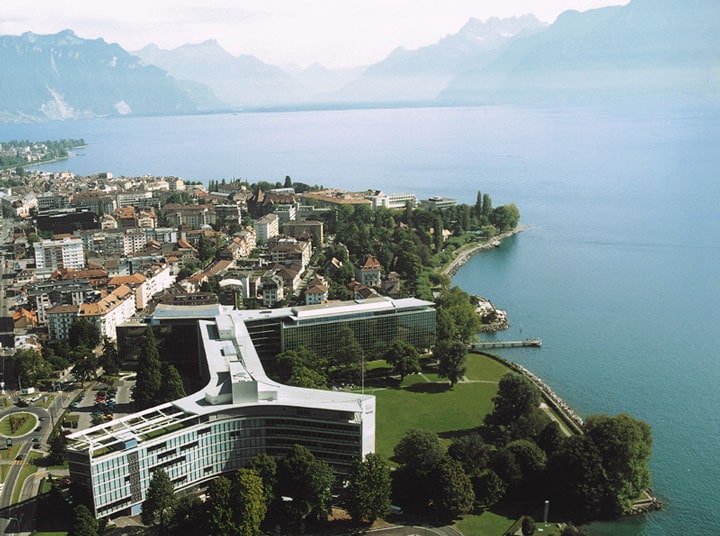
(67, 310, 375, 519)
(117, 297, 437, 370)
(241, 297, 437, 361)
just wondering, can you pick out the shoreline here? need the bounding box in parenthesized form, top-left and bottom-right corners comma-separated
(441, 223, 529, 277)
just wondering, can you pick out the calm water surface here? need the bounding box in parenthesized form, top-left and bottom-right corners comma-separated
(3, 105, 719, 535)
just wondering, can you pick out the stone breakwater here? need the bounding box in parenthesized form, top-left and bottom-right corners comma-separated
(475, 350, 585, 434)
(476, 350, 663, 516)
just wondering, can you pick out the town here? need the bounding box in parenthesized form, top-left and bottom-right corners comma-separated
(0, 162, 651, 536)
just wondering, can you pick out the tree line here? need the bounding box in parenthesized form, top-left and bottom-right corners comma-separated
(0, 138, 85, 170)
(69, 446, 392, 536)
(391, 372, 653, 526)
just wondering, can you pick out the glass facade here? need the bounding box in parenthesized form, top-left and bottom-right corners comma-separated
(70, 405, 364, 519)
(281, 304, 436, 359)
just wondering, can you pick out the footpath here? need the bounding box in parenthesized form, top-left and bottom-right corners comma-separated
(441, 225, 528, 277)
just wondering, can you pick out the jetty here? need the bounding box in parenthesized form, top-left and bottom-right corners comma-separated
(472, 338, 542, 350)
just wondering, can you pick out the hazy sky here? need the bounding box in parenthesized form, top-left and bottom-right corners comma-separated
(1, 1, 629, 68)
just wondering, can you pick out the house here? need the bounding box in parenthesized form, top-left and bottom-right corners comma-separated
(260, 271, 284, 307)
(13, 308, 38, 329)
(356, 255, 382, 287)
(305, 276, 329, 305)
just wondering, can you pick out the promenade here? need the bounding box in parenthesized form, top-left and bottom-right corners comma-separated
(441, 224, 528, 277)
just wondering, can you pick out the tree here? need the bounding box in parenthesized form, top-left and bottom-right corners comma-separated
(332, 326, 363, 384)
(142, 469, 177, 532)
(435, 287, 481, 344)
(472, 469, 507, 508)
(284, 175, 293, 188)
(276, 445, 335, 526)
(435, 339, 468, 388)
(72, 353, 98, 387)
(448, 434, 491, 477)
(522, 515, 537, 536)
(584, 413, 653, 516)
(247, 453, 277, 508)
(288, 365, 328, 389)
(490, 203, 520, 231)
(171, 495, 206, 536)
(486, 373, 541, 427)
(49, 431, 68, 464)
(207, 476, 236, 536)
(343, 452, 392, 524)
(69, 317, 101, 349)
(383, 340, 421, 382)
(505, 439, 548, 498)
(99, 339, 120, 375)
(232, 469, 267, 536)
(432, 457, 475, 520)
(133, 326, 162, 409)
(68, 504, 98, 536)
(14, 348, 53, 387)
(393, 429, 445, 474)
(276, 346, 327, 387)
(548, 435, 607, 522)
(392, 430, 446, 512)
(159, 364, 186, 402)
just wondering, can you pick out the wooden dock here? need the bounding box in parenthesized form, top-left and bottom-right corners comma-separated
(472, 338, 542, 350)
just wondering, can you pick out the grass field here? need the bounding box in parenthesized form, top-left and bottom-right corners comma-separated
(361, 351, 568, 535)
(369, 351, 511, 459)
(0, 412, 37, 437)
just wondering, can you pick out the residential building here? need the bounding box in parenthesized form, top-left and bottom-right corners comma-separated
(283, 220, 324, 246)
(356, 255, 383, 287)
(34, 237, 85, 271)
(253, 213, 279, 243)
(260, 271, 284, 307)
(304, 276, 329, 305)
(162, 204, 213, 229)
(47, 285, 136, 341)
(269, 238, 311, 269)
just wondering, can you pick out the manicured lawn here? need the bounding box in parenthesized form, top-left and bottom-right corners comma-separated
(455, 510, 516, 536)
(0, 412, 37, 436)
(370, 351, 511, 459)
(12, 463, 39, 504)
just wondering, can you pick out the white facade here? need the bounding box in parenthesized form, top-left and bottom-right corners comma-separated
(34, 237, 85, 270)
(67, 310, 375, 519)
(253, 213, 279, 243)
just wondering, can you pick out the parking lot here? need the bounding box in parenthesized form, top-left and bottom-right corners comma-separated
(66, 375, 135, 431)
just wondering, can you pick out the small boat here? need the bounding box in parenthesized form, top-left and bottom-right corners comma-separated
(492, 240, 501, 247)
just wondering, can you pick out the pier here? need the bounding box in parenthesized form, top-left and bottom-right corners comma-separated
(472, 338, 542, 350)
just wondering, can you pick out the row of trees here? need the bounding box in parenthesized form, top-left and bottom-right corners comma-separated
(132, 327, 186, 410)
(0, 138, 85, 170)
(129, 446, 392, 535)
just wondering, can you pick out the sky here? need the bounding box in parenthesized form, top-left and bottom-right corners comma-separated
(1, 1, 629, 69)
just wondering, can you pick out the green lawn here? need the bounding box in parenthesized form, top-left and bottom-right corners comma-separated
(455, 510, 516, 536)
(12, 462, 39, 504)
(370, 351, 510, 459)
(364, 351, 572, 535)
(0, 412, 37, 436)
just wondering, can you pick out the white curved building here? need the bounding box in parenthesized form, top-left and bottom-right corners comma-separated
(67, 310, 375, 518)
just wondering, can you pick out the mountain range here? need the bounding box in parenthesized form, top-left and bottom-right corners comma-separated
(0, 0, 717, 123)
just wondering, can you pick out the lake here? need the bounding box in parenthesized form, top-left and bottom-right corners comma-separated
(3, 103, 719, 534)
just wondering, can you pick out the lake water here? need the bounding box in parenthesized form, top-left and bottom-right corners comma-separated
(3, 103, 719, 535)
